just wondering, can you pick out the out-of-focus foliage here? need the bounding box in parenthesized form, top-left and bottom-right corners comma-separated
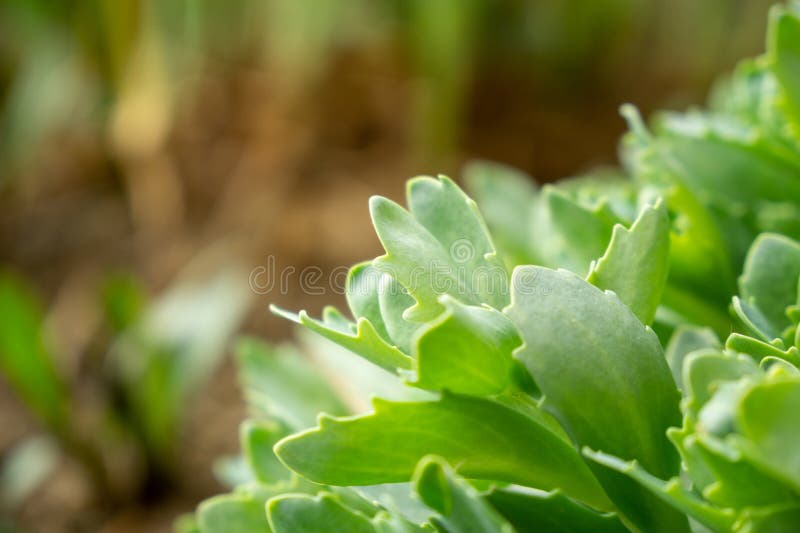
(0, 257, 251, 510)
(0, 0, 775, 178)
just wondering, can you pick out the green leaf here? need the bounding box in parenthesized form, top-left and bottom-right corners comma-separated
(682, 349, 759, 417)
(197, 494, 268, 533)
(462, 160, 538, 266)
(346, 262, 393, 343)
(654, 111, 800, 206)
(665, 326, 720, 390)
(683, 433, 797, 508)
(738, 233, 800, 338)
(267, 493, 375, 533)
(236, 338, 348, 429)
(735, 378, 800, 492)
(370, 176, 508, 322)
(0, 272, 69, 431)
(377, 275, 422, 354)
(737, 504, 800, 533)
(770, 4, 800, 135)
(485, 486, 628, 533)
(410, 296, 521, 396)
(241, 419, 293, 484)
(587, 200, 670, 325)
(731, 297, 782, 342)
(346, 263, 425, 356)
(271, 305, 413, 374)
(274, 393, 610, 510)
(413, 456, 513, 533)
(726, 333, 800, 367)
(530, 187, 621, 276)
(505, 266, 686, 532)
(584, 449, 736, 533)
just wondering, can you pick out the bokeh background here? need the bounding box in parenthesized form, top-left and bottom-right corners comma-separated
(0, 1, 777, 531)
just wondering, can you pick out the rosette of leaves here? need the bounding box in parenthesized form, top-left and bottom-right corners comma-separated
(183, 5, 800, 532)
(186, 174, 688, 532)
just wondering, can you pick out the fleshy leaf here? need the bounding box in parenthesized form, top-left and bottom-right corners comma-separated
(241, 419, 293, 484)
(274, 393, 610, 510)
(735, 378, 800, 492)
(346, 262, 393, 342)
(270, 305, 413, 374)
(410, 296, 521, 396)
(463, 160, 538, 267)
(377, 275, 422, 354)
(584, 449, 737, 533)
(770, 4, 800, 135)
(267, 493, 375, 533)
(736, 504, 800, 533)
(654, 111, 800, 206)
(505, 266, 686, 532)
(485, 486, 628, 533)
(587, 200, 670, 325)
(530, 187, 621, 276)
(682, 349, 759, 417)
(665, 326, 720, 390)
(685, 433, 797, 508)
(413, 456, 513, 533)
(726, 333, 800, 367)
(738, 233, 800, 338)
(197, 494, 267, 533)
(732, 296, 782, 342)
(370, 176, 508, 322)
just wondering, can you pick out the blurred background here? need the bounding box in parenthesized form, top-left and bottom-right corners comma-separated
(0, 0, 777, 531)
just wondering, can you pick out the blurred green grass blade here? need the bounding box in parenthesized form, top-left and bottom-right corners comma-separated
(101, 272, 146, 333)
(0, 272, 69, 431)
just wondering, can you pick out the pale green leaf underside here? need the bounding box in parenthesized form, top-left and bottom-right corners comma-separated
(270, 305, 413, 374)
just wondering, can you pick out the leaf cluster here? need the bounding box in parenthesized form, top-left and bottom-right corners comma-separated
(185, 5, 800, 532)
